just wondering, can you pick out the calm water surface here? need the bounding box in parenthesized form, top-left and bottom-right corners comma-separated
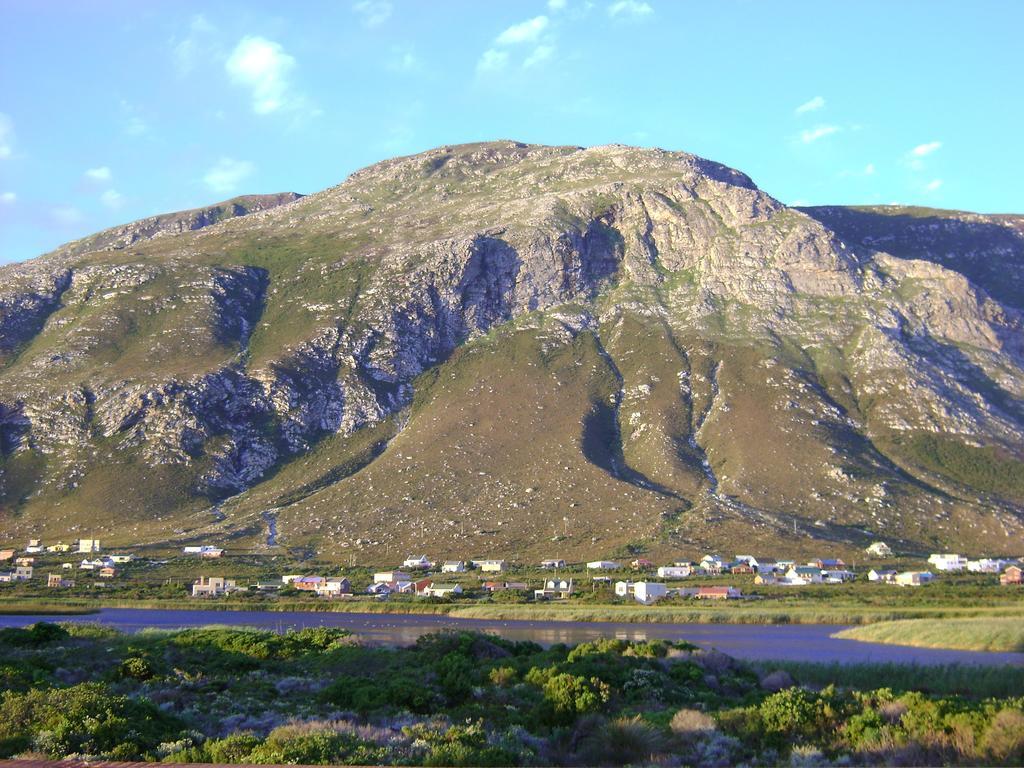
(2, 607, 1021, 666)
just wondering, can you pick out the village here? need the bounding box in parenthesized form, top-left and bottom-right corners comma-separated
(2, 536, 1021, 606)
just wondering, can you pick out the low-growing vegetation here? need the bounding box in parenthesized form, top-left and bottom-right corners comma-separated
(835, 617, 1024, 653)
(0, 622, 1021, 766)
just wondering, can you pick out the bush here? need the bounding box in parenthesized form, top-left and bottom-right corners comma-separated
(0, 623, 69, 648)
(525, 669, 610, 725)
(0, 682, 183, 759)
(118, 656, 154, 681)
(982, 708, 1024, 764)
(671, 708, 717, 739)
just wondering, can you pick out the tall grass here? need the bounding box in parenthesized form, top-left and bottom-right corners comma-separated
(835, 618, 1024, 652)
(763, 660, 1024, 699)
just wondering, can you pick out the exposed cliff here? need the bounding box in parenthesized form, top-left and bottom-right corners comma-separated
(0, 143, 1021, 559)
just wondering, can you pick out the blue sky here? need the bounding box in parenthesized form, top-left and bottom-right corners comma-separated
(1, 0, 1021, 263)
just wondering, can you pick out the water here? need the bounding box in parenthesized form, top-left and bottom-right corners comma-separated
(1, 607, 1022, 666)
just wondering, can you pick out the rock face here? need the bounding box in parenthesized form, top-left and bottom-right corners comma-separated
(0, 142, 1022, 558)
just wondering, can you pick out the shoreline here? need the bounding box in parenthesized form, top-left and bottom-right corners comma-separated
(2, 597, 1024, 627)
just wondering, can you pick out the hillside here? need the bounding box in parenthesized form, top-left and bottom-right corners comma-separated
(1, 142, 1022, 561)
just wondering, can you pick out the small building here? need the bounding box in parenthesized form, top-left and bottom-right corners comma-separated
(315, 577, 353, 597)
(786, 565, 823, 584)
(730, 562, 754, 574)
(868, 569, 897, 583)
(630, 558, 655, 570)
(403, 555, 432, 570)
(47, 574, 74, 588)
(98, 566, 117, 578)
(967, 559, 1007, 574)
(108, 554, 134, 564)
(191, 576, 237, 597)
(292, 576, 326, 591)
(614, 580, 668, 605)
(657, 565, 691, 579)
(823, 569, 856, 583)
(25, 540, 44, 554)
(753, 559, 779, 575)
(1000, 565, 1022, 586)
(865, 541, 893, 558)
(78, 539, 101, 553)
(441, 560, 466, 573)
(535, 578, 573, 600)
(15, 557, 34, 567)
(46, 543, 73, 553)
(699, 554, 725, 574)
(754, 573, 778, 586)
(814, 558, 846, 570)
(374, 570, 411, 583)
(476, 559, 507, 573)
(927, 553, 967, 572)
(540, 559, 566, 569)
(483, 581, 527, 592)
(586, 560, 621, 570)
(0, 549, 14, 562)
(695, 586, 741, 600)
(183, 545, 224, 558)
(13, 565, 32, 581)
(79, 558, 104, 570)
(895, 571, 935, 587)
(422, 583, 463, 597)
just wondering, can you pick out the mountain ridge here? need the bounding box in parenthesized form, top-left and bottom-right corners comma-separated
(1, 141, 1021, 560)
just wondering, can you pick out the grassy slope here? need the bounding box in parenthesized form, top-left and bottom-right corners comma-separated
(834, 617, 1024, 652)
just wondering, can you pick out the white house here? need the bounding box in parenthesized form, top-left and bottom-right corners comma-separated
(441, 560, 466, 573)
(927, 553, 967, 572)
(587, 560, 621, 570)
(865, 541, 893, 558)
(422, 583, 463, 597)
(541, 559, 566, 569)
(79, 558, 105, 570)
(374, 570, 411, 583)
(475, 559, 507, 573)
(192, 576, 236, 597)
(895, 571, 935, 587)
(183, 545, 223, 558)
(315, 577, 352, 597)
(13, 565, 33, 581)
(657, 565, 691, 579)
(868, 569, 897, 583)
(78, 539, 101, 553)
(615, 581, 668, 605)
(967, 559, 1007, 573)
(403, 555, 432, 570)
(108, 554, 134, 564)
(535, 578, 573, 600)
(822, 569, 856, 583)
(699, 554, 725, 573)
(25, 540, 44, 554)
(785, 565, 823, 584)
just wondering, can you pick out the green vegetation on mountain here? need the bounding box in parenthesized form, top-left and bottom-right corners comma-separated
(1, 142, 1022, 560)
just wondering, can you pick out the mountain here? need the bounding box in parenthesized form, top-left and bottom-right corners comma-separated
(1, 142, 1022, 561)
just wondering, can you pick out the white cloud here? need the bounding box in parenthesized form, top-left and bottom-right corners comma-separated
(202, 158, 254, 194)
(548, 0, 567, 9)
(173, 14, 217, 75)
(352, 0, 392, 27)
(864, 163, 876, 175)
(495, 16, 549, 45)
(0, 113, 14, 159)
(226, 36, 297, 114)
(386, 46, 421, 73)
(51, 206, 85, 226)
(0, 192, 15, 204)
(925, 179, 943, 192)
(100, 189, 124, 209)
(911, 141, 941, 157)
(800, 125, 839, 143)
(795, 96, 825, 115)
(524, 44, 555, 68)
(608, 0, 653, 18)
(85, 166, 112, 182)
(476, 48, 509, 73)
